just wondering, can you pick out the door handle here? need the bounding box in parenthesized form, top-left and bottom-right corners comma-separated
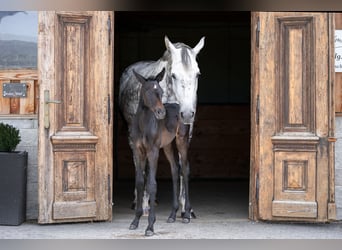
(44, 90, 62, 129)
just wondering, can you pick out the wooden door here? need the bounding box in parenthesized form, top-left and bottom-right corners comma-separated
(38, 11, 114, 223)
(250, 12, 336, 222)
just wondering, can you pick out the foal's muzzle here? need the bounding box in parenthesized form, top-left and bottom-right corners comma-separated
(155, 107, 166, 120)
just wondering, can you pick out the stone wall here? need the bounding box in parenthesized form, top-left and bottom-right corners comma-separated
(0, 118, 38, 220)
(335, 117, 342, 220)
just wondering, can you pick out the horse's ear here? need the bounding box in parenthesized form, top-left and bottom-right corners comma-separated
(164, 36, 176, 53)
(193, 36, 205, 55)
(133, 70, 146, 84)
(156, 68, 165, 82)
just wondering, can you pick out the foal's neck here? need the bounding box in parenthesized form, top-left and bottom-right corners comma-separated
(137, 100, 159, 131)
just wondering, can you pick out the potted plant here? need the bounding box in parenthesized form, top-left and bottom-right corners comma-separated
(0, 122, 27, 225)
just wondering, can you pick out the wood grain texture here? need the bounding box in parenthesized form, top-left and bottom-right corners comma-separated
(0, 70, 38, 115)
(38, 11, 114, 224)
(252, 12, 334, 222)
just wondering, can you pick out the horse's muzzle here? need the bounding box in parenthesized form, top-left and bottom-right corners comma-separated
(180, 111, 195, 124)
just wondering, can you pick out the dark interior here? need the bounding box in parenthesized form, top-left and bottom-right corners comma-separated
(113, 11, 251, 217)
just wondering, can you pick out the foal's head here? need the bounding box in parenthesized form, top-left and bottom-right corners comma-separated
(133, 68, 166, 120)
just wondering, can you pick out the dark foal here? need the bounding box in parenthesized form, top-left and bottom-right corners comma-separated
(129, 68, 183, 236)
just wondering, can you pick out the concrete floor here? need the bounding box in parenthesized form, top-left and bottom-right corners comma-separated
(1, 180, 342, 239)
(113, 179, 250, 221)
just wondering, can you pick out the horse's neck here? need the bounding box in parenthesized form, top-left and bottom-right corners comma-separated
(158, 60, 178, 104)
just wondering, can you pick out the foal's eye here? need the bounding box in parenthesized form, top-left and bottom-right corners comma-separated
(196, 72, 201, 78)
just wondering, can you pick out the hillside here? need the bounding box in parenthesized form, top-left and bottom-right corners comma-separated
(0, 40, 37, 69)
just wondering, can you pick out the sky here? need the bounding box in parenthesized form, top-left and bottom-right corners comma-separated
(0, 11, 37, 41)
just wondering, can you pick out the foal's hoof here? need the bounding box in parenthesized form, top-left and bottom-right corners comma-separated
(129, 224, 138, 230)
(167, 217, 176, 223)
(145, 229, 154, 237)
(182, 217, 190, 224)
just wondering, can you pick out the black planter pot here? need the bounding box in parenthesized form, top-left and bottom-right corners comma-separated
(0, 151, 27, 226)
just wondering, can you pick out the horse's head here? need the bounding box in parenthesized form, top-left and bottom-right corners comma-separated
(133, 68, 166, 120)
(164, 36, 205, 124)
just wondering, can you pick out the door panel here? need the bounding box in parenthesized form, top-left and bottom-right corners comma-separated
(38, 11, 113, 224)
(250, 12, 336, 222)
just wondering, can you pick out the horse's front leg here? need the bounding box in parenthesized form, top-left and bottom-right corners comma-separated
(129, 148, 146, 230)
(163, 143, 179, 223)
(145, 147, 159, 236)
(176, 124, 192, 224)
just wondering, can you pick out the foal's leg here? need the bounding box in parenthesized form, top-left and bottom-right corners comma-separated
(129, 149, 146, 230)
(176, 124, 192, 223)
(142, 167, 150, 216)
(163, 143, 180, 223)
(131, 168, 150, 216)
(145, 147, 159, 236)
(128, 135, 150, 214)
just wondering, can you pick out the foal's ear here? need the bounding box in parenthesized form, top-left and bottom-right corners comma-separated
(133, 70, 146, 84)
(155, 68, 165, 82)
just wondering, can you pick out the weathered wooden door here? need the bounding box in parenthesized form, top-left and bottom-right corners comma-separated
(38, 11, 114, 223)
(250, 12, 336, 222)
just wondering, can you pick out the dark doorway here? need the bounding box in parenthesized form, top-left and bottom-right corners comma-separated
(113, 11, 251, 219)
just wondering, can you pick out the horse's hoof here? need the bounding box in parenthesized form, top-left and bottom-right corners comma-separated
(129, 224, 138, 230)
(167, 217, 176, 223)
(182, 217, 190, 224)
(145, 229, 154, 237)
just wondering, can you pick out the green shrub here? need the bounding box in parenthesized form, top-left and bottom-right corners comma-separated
(0, 122, 21, 152)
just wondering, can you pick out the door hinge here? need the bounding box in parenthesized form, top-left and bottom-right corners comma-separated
(107, 94, 111, 124)
(107, 14, 111, 46)
(256, 94, 260, 125)
(256, 173, 259, 202)
(108, 174, 111, 205)
(256, 16, 260, 48)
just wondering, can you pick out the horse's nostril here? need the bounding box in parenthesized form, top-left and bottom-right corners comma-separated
(180, 111, 194, 120)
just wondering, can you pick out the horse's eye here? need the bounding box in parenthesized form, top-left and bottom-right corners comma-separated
(171, 73, 177, 80)
(196, 72, 201, 78)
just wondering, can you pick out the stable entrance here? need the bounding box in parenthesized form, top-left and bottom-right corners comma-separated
(38, 11, 336, 224)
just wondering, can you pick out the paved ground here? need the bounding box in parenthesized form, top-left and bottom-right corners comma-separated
(1, 180, 342, 239)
